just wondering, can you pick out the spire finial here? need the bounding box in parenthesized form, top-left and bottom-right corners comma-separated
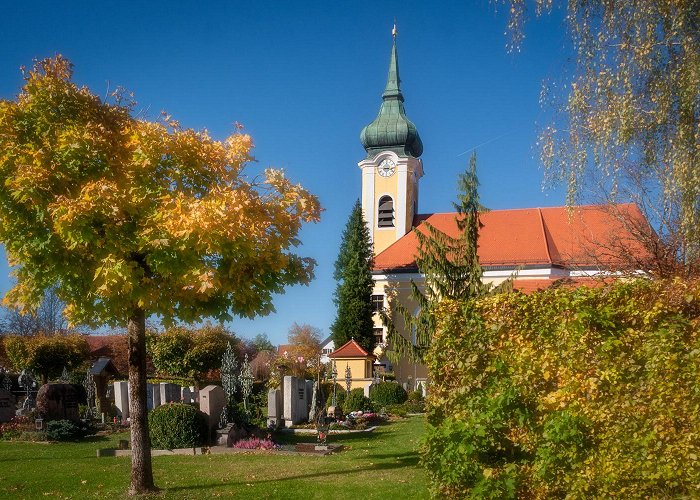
(392, 20, 397, 40)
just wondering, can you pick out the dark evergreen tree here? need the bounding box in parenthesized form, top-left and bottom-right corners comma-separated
(330, 199, 375, 352)
(385, 153, 511, 363)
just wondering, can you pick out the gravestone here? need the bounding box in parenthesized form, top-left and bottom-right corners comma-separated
(36, 383, 80, 422)
(189, 386, 199, 403)
(364, 382, 374, 398)
(267, 388, 282, 428)
(159, 383, 180, 404)
(283, 376, 310, 427)
(0, 388, 15, 423)
(181, 386, 191, 404)
(146, 383, 161, 411)
(113, 381, 129, 420)
(151, 384, 161, 409)
(199, 385, 226, 433)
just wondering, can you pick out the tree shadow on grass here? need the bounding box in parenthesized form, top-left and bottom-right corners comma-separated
(163, 453, 422, 493)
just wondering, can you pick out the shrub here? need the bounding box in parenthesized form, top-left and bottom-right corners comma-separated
(383, 404, 408, 417)
(423, 279, 700, 498)
(408, 388, 424, 402)
(148, 403, 208, 449)
(343, 388, 373, 413)
(369, 382, 407, 407)
(324, 385, 346, 409)
(45, 419, 85, 441)
(403, 399, 425, 414)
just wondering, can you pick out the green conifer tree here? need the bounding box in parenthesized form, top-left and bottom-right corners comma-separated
(385, 153, 511, 363)
(331, 200, 375, 353)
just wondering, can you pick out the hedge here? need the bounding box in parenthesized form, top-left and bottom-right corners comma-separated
(423, 279, 700, 498)
(148, 403, 208, 449)
(369, 382, 407, 407)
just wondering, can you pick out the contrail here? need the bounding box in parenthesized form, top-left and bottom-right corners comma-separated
(457, 131, 513, 157)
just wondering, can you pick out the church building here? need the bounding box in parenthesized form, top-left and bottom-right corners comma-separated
(357, 31, 649, 388)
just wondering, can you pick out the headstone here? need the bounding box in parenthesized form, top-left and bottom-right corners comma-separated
(181, 386, 192, 404)
(36, 383, 80, 422)
(145, 383, 155, 410)
(0, 388, 15, 422)
(283, 376, 310, 427)
(267, 388, 282, 428)
(160, 383, 180, 404)
(113, 381, 129, 420)
(364, 382, 374, 398)
(199, 385, 226, 433)
(189, 386, 199, 403)
(151, 384, 161, 409)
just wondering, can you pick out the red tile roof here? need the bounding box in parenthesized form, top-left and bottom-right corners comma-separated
(374, 204, 650, 272)
(328, 339, 372, 358)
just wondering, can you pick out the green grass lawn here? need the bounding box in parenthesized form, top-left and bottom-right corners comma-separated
(0, 416, 428, 499)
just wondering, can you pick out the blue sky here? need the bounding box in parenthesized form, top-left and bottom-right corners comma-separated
(0, 1, 570, 345)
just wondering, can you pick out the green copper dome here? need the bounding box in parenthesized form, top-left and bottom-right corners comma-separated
(360, 38, 423, 159)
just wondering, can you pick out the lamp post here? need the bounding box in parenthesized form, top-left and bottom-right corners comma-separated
(345, 364, 352, 395)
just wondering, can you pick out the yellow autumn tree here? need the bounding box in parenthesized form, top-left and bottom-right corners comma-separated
(0, 56, 320, 495)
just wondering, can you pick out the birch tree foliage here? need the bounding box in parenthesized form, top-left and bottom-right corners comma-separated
(0, 55, 322, 327)
(500, 0, 700, 271)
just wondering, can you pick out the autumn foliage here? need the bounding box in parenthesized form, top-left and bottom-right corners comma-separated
(0, 56, 321, 327)
(423, 279, 700, 498)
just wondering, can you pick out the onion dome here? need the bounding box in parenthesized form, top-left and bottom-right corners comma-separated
(360, 33, 423, 159)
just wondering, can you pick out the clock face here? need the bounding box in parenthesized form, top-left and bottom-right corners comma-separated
(377, 158, 396, 177)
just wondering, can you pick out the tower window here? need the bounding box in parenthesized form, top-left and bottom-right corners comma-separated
(373, 328, 384, 346)
(371, 294, 384, 312)
(377, 196, 394, 227)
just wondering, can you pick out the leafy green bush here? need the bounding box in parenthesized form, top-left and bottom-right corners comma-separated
(423, 279, 700, 498)
(383, 404, 407, 417)
(369, 382, 407, 407)
(324, 385, 346, 409)
(343, 388, 373, 413)
(45, 419, 86, 441)
(408, 388, 424, 402)
(148, 403, 208, 449)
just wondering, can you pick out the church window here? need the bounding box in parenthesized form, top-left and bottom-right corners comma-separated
(371, 294, 384, 312)
(373, 327, 384, 345)
(377, 196, 394, 227)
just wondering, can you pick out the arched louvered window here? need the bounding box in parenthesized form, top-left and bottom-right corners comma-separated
(377, 196, 394, 227)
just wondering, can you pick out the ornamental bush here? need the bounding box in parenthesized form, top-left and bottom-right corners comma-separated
(45, 419, 90, 441)
(369, 382, 407, 407)
(148, 403, 208, 449)
(343, 388, 373, 413)
(422, 279, 700, 498)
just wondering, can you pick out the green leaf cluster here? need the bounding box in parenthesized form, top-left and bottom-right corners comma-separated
(4, 334, 89, 383)
(423, 278, 700, 498)
(146, 323, 236, 380)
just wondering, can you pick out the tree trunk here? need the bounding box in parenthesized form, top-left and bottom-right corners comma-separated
(127, 308, 157, 495)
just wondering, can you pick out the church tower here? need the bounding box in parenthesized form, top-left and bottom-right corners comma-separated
(359, 28, 424, 255)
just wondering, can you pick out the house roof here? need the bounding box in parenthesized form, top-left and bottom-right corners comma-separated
(373, 204, 650, 273)
(328, 339, 373, 359)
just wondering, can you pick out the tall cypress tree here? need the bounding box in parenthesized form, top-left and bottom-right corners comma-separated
(385, 153, 511, 363)
(331, 199, 375, 352)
